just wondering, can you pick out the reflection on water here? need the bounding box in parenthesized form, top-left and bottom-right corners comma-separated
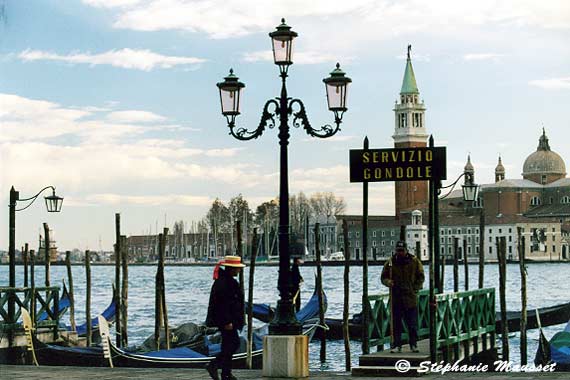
(2, 262, 568, 371)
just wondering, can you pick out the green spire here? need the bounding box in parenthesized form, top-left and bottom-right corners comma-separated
(401, 44, 419, 95)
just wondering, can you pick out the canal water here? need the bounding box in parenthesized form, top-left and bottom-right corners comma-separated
(2, 263, 568, 371)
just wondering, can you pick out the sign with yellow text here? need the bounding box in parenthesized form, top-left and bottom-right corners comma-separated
(349, 147, 446, 182)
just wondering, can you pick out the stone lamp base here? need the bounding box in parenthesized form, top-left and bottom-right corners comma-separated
(262, 335, 309, 378)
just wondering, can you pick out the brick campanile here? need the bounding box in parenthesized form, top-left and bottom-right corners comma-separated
(393, 45, 428, 218)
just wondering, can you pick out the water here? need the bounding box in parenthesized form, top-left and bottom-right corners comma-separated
(2, 262, 569, 371)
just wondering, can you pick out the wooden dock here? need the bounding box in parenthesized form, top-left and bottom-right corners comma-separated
(353, 288, 498, 376)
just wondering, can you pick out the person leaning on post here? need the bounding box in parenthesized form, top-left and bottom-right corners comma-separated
(205, 255, 246, 380)
(381, 240, 425, 353)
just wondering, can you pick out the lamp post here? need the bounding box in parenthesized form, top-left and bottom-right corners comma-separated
(428, 159, 478, 361)
(8, 185, 63, 343)
(217, 19, 351, 335)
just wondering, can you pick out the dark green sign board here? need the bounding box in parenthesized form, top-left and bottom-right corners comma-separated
(349, 147, 446, 183)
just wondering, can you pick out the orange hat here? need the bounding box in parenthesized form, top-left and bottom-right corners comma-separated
(213, 255, 245, 279)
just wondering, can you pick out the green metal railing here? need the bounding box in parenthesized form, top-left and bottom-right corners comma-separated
(366, 288, 495, 351)
(0, 286, 60, 333)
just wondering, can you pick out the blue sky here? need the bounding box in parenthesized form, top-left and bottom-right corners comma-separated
(1, 0, 569, 251)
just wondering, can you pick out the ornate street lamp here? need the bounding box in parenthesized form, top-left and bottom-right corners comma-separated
(9, 186, 63, 286)
(7, 185, 63, 338)
(217, 19, 351, 335)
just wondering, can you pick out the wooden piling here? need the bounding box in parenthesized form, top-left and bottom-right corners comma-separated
(342, 220, 351, 371)
(43, 223, 50, 287)
(155, 232, 163, 350)
(246, 228, 258, 369)
(114, 213, 122, 347)
(161, 228, 170, 350)
(478, 208, 485, 288)
(518, 228, 527, 365)
(497, 236, 509, 361)
(362, 136, 370, 355)
(314, 223, 326, 363)
(463, 238, 469, 291)
(21, 244, 28, 287)
(121, 235, 129, 347)
(236, 220, 244, 295)
(440, 244, 445, 292)
(453, 237, 459, 292)
(85, 250, 92, 347)
(65, 250, 76, 332)
(30, 250, 36, 326)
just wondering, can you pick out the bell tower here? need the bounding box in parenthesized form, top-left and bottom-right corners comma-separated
(393, 45, 429, 218)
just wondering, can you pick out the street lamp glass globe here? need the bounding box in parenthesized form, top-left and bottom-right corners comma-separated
(269, 18, 297, 66)
(323, 63, 352, 112)
(217, 69, 245, 116)
(44, 191, 63, 212)
(462, 183, 479, 202)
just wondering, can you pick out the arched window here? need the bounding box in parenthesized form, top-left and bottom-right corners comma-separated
(561, 196, 570, 205)
(530, 196, 541, 206)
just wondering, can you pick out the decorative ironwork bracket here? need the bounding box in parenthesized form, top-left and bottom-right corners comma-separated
(289, 98, 343, 138)
(227, 99, 279, 141)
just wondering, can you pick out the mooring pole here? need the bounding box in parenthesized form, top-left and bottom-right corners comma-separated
(161, 228, 170, 350)
(478, 207, 485, 288)
(236, 220, 244, 295)
(65, 250, 76, 332)
(30, 250, 36, 327)
(315, 223, 326, 363)
(342, 220, 351, 371)
(497, 236, 509, 361)
(43, 223, 51, 287)
(246, 228, 258, 369)
(155, 232, 163, 350)
(114, 213, 122, 347)
(463, 238, 469, 291)
(519, 228, 527, 365)
(85, 250, 92, 346)
(361, 136, 370, 355)
(23, 243, 29, 288)
(121, 235, 129, 347)
(453, 237, 459, 293)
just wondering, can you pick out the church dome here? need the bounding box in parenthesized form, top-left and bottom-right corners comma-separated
(522, 129, 566, 177)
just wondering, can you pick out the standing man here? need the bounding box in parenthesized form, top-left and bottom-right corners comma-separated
(381, 241, 424, 353)
(291, 256, 304, 312)
(206, 255, 246, 380)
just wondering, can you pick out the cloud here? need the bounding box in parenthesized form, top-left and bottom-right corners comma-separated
(83, 193, 212, 206)
(18, 48, 207, 71)
(81, 0, 570, 41)
(106, 110, 168, 123)
(463, 53, 504, 61)
(529, 77, 570, 90)
(243, 50, 352, 65)
(301, 135, 356, 143)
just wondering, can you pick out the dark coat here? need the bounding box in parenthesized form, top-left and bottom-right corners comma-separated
(291, 263, 303, 291)
(206, 268, 245, 330)
(381, 253, 425, 309)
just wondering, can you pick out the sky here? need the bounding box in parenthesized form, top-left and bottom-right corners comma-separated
(1, 0, 569, 251)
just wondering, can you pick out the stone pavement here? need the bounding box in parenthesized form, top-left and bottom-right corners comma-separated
(0, 365, 568, 380)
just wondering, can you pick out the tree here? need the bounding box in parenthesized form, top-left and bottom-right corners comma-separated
(229, 194, 253, 255)
(289, 191, 312, 239)
(172, 220, 185, 259)
(207, 198, 230, 257)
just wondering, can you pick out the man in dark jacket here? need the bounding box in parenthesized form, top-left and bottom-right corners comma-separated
(381, 241, 424, 353)
(205, 255, 245, 380)
(291, 256, 304, 312)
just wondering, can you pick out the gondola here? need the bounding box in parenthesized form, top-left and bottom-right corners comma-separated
(535, 313, 570, 371)
(75, 297, 117, 337)
(102, 291, 326, 369)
